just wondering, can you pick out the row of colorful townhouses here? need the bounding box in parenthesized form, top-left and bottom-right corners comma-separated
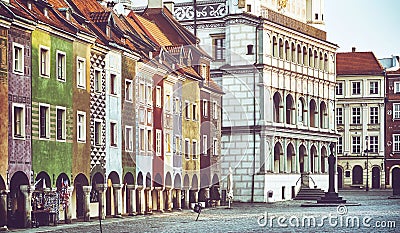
(0, 0, 223, 228)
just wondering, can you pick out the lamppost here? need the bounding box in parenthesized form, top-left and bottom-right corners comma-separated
(364, 136, 369, 192)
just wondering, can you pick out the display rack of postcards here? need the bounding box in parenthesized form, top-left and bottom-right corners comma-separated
(31, 190, 60, 226)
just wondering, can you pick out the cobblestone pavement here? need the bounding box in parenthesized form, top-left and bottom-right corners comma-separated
(11, 190, 400, 233)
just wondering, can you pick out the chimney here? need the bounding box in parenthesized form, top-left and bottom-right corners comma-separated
(352, 47, 356, 52)
(164, 1, 174, 13)
(148, 0, 163, 9)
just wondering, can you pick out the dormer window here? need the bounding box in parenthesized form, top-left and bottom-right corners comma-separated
(106, 26, 110, 37)
(66, 11, 71, 21)
(27, 2, 32, 10)
(44, 8, 49, 18)
(121, 37, 125, 44)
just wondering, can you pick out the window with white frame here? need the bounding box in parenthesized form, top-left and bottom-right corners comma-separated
(201, 64, 207, 79)
(370, 107, 378, 124)
(147, 110, 152, 125)
(94, 69, 102, 92)
(192, 103, 198, 121)
(139, 83, 145, 103)
(56, 107, 66, 141)
(56, 51, 66, 81)
(213, 138, 218, 156)
(213, 101, 218, 119)
(174, 97, 180, 115)
(125, 80, 133, 102)
(77, 111, 86, 142)
(351, 81, 361, 95)
(165, 94, 171, 112)
(156, 129, 162, 156)
(39, 104, 50, 139)
(203, 99, 209, 117)
(110, 74, 117, 95)
(213, 37, 225, 60)
(40, 46, 50, 77)
(352, 136, 361, 154)
(184, 139, 190, 159)
(166, 132, 171, 153)
(13, 104, 25, 138)
(192, 140, 198, 159)
(202, 135, 208, 155)
(125, 126, 133, 151)
(394, 82, 400, 94)
(156, 86, 162, 108)
(147, 85, 152, 105)
(175, 135, 181, 154)
(147, 129, 152, 152)
(352, 107, 361, 124)
(337, 137, 343, 154)
(369, 136, 378, 153)
(110, 122, 117, 146)
(94, 120, 102, 146)
(13, 43, 24, 74)
(185, 101, 190, 120)
(77, 57, 86, 88)
(394, 104, 400, 119)
(336, 82, 343, 95)
(393, 134, 400, 152)
(336, 107, 343, 125)
(139, 128, 145, 151)
(369, 81, 379, 94)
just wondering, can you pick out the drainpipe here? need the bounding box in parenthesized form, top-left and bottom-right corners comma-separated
(251, 17, 263, 203)
(193, 0, 197, 37)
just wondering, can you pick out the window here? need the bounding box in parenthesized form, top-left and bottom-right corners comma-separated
(147, 85, 152, 105)
(13, 43, 24, 74)
(110, 74, 117, 95)
(56, 107, 66, 141)
(139, 83, 145, 103)
(13, 104, 25, 138)
(139, 128, 145, 151)
(201, 64, 207, 79)
(94, 69, 102, 92)
(394, 104, 400, 119)
(202, 135, 208, 155)
(125, 126, 133, 151)
(166, 133, 171, 153)
(185, 101, 190, 120)
(77, 111, 86, 142)
(336, 82, 343, 95)
(370, 107, 378, 124)
(315, 13, 319, 20)
(174, 97, 180, 114)
(56, 51, 66, 81)
(39, 104, 50, 139)
(213, 138, 218, 156)
(352, 136, 361, 154)
(352, 81, 361, 95)
(192, 140, 198, 159)
(40, 46, 50, 77)
(352, 107, 361, 124)
(336, 107, 343, 125)
(156, 86, 162, 108)
(184, 139, 190, 159)
(94, 120, 102, 146)
(147, 129, 152, 152)
(369, 136, 378, 153)
(395, 82, 400, 93)
(337, 137, 343, 154)
(110, 122, 117, 146)
(165, 94, 171, 112)
(394, 135, 400, 152)
(156, 129, 162, 156)
(125, 80, 133, 101)
(147, 110, 152, 125)
(213, 37, 225, 60)
(213, 101, 218, 119)
(246, 4, 251, 12)
(77, 57, 86, 88)
(192, 103, 198, 121)
(203, 100, 209, 117)
(370, 81, 378, 94)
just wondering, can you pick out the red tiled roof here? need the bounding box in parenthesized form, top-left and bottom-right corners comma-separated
(337, 52, 383, 75)
(90, 11, 111, 23)
(209, 78, 224, 94)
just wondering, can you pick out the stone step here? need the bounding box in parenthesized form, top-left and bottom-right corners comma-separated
(294, 187, 325, 200)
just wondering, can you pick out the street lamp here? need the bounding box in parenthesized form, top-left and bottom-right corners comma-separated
(364, 136, 369, 192)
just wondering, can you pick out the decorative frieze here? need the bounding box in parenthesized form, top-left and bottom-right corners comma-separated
(174, 2, 227, 21)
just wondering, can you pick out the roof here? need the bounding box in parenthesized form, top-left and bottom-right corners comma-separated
(90, 11, 111, 23)
(337, 52, 383, 76)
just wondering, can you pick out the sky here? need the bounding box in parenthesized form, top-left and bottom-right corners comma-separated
(325, 0, 400, 59)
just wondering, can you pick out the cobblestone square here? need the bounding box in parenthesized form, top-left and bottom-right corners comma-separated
(11, 190, 400, 233)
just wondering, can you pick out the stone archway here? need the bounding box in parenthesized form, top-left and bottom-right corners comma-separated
(352, 165, 363, 185)
(9, 171, 29, 228)
(35, 171, 51, 190)
(106, 172, 120, 217)
(392, 168, 400, 195)
(123, 172, 135, 215)
(74, 173, 89, 219)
